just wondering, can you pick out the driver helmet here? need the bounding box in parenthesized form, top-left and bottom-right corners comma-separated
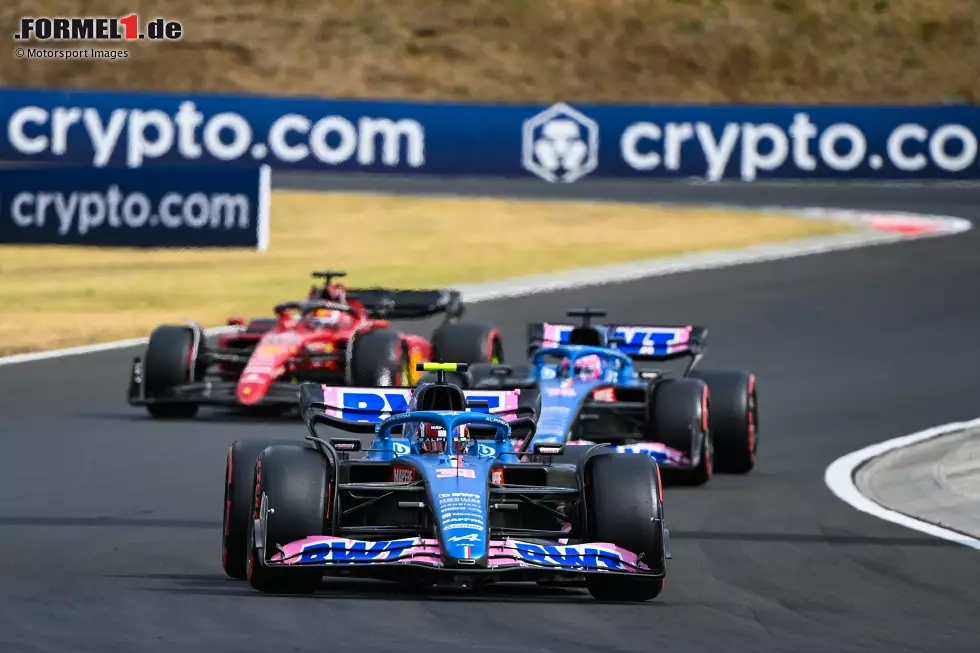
(307, 307, 342, 328)
(420, 423, 470, 454)
(559, 354, 602, 380)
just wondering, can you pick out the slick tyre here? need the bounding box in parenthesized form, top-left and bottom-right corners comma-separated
(583, 453, 666, 602)
(431, 323, 503, 365)
(143, 325, 200, 419)
(646, 378, 712, 486)
(247, 444, 328, 594)
(349, 328, 408, 386)
(688, 370, 758, 474)
(222, 438, 290, 580)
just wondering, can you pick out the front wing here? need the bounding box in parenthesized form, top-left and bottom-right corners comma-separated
(256, 534, 663, 583)
(127, 358, 301, 408)
(601, 442, 693, 468)
(562, 394, 697, 469)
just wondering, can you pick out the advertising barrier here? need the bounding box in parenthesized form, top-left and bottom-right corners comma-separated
(2, 87, 980, 182)
(0, 164, 270, 248)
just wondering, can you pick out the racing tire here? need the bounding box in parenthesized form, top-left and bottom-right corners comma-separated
(349, 328, 408, 387)
(247, 443, 328, 594)
(431, 323, 503, 365)
(143, 325, 200, 419)
(646, 378, 712, 486)
(222, 438, 290, 580)
(688, 369, 757, 474)
(582, 453, 666, 602)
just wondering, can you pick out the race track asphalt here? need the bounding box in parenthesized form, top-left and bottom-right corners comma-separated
(2, 178, 980, 653)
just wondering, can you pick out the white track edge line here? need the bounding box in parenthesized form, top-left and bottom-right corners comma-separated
(0, 205, 970, 367)
(824, 417, 980, 550)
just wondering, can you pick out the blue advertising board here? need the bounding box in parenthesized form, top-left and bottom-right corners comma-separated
(0, 164, 270, 248)
(2, 87, 980, 182)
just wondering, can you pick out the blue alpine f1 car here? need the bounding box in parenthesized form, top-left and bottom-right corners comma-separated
(221, 362, 669, 601)
(460, 309, 759, 485)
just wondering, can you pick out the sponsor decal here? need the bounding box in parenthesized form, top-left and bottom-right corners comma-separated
(392, 466, 415, 483)
(436, 468, 476, 479)
(339, 389, 411, 421)
(438, 491, 485, 532)
(593, 387, 616, 402)
(613, 326, 690, 355)
(449, 533, 481, 543)
(0, 166, 267, 249)
(522, 103, 599, 183)
(491, 469, 504, 485)
(391, 441, 411, 456)
(335, 388, 510, 422)
(477, 443, 495, 457)
(614, 442, 690, 464)
(297, 537, 418, 564)
(511, 542, 629, 570)
(546, 387, 577, 397)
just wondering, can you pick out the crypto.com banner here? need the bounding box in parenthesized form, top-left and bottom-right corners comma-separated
(2, 87, 980, 181)
(0, 165, 270, 248)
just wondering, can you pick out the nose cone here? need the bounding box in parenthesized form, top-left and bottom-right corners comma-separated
(236, 378, 268, 405)
(426, 458, 493, 567)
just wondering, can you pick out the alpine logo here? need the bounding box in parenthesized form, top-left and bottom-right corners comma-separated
(391, 441, 411, 456)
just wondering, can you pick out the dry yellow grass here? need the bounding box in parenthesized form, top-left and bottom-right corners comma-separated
(0, 191, 851, 354)
(2, 0, 977, 103)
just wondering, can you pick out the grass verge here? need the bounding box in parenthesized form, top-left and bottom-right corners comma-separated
(5, 0, 978, 103)
(0, 191, 852, 355)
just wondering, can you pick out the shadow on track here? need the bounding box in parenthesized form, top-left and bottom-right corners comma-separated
(0, 516, 958, 549)
(112, 572, 594, 604)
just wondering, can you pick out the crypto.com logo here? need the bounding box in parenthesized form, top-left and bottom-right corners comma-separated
(522, 103, 599, 183)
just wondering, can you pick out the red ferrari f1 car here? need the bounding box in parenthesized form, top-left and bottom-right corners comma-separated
(127, 271, 504, 419)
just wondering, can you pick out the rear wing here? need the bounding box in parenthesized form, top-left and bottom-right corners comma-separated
(343, 288, 463, 321)
(299, 383, 526, 425)
(528, 322, 706, 361)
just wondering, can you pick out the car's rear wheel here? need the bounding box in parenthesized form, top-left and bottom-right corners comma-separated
(143, 325, 200, 419)
(431, 323, 503, 365)
(349, 328, 408, 386)
(247, 444, 328, 594)
(688, 369, 757, 474)
(582, 453, 666, 602)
